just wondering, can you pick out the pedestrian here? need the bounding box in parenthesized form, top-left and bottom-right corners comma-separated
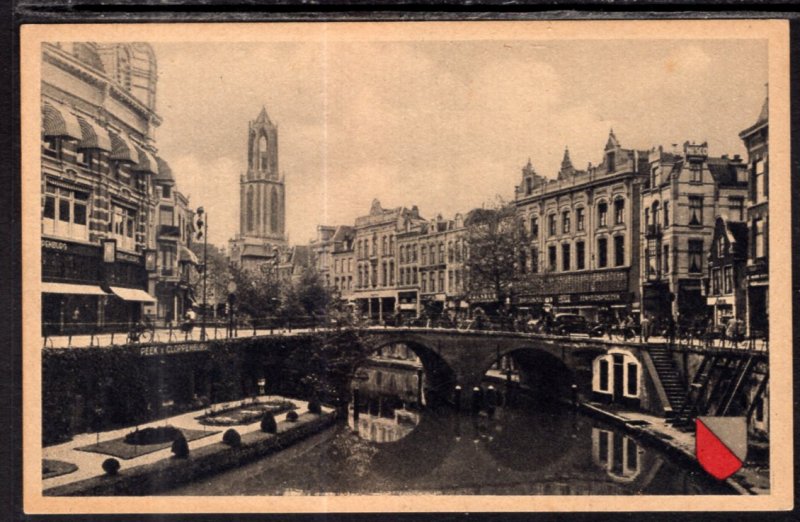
(726, 317, 739, 349)
(666, 314, 676, 346)
(640, 314, 651, 343)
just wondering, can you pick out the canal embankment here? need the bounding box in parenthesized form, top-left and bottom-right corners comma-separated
(44, 403, 337, 496)
(578, 401, 769, 495)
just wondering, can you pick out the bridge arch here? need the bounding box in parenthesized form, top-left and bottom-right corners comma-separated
(359, 336, 457, 408)
(482, 345, 576, 403)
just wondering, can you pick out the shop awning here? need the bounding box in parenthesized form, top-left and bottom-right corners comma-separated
(76, 116, 112, 151)
(42, 282, 109, 295)
(133, 146, 160, 175)
(42, 102, 82, 140)
(109, 131, 138, 162)
(179, 245, 200, 265)
(109, 286, 156, 303)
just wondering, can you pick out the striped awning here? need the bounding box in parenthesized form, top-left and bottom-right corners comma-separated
(179, 245, 200, 265)
(42, 102, 82, 140)
(76, 116, 112, 151)
(109, 131, 138, 162)
(133, 146, 160, 175)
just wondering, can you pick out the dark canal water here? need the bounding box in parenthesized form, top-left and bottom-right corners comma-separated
(164, 360, 735, 496)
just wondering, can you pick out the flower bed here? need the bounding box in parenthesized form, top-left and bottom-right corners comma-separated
(197, 400, 297, 427)
(124, 426, 182, 445)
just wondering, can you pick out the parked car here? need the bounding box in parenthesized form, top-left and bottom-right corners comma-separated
(552, 313, 590, 335)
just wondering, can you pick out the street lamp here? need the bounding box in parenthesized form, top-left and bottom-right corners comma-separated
(196, 207, 208, 341)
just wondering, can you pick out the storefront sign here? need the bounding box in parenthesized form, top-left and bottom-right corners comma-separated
(116, 251, 142, 264)
(42, 239, 68, 251)
(139, 343, 209, 357)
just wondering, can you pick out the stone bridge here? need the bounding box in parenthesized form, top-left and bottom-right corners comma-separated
(361, 328, 613, 403)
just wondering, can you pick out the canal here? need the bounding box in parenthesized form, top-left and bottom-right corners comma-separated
(164, 357, 735, 496)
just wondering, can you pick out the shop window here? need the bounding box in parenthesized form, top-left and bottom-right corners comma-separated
(688, 239, 704, 274)
(562, 243, 571, 272)
(576, 241, 585, 270)
(548, 245, 557, 271)
(576, 207, 585, 231)
(614, 236, 625, 267)
(42, 184, 89, 241)
(689, 196, 703, 226)
(597, 237, 608, 268)
(597, 202, 608, 227)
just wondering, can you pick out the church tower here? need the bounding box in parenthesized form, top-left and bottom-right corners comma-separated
(240, 107, 286, 241)
(230, 107, 288, 270)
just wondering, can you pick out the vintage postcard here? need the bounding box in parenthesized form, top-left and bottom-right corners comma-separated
(20, 20, 792, 513)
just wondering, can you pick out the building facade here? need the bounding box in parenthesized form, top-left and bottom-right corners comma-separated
(639, 142, 748, 323)
(739, 96, 769, 338)
(513, 132, 648, 322)
(705, 217, 748, 328)
(229, 107, 288, 272)
(40, 42, 196, 335)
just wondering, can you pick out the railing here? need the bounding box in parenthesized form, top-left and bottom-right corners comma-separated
(40, 317, 769, 354)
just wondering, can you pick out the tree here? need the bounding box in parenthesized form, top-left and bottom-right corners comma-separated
(189, 242, 232, 316)
(464, 201, 529, 312)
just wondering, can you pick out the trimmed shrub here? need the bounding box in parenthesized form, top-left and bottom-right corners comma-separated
(102, 458, 120, 476)
(222, 428, 241, 447)
(285, 411, 299, 422)
(260, 412, 277, 434)
(171, 434, 189, 458)
(307, 399, 322, 415)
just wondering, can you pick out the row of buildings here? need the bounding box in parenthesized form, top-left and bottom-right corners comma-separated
(40, 42, 199, 335)
(309, 101, 769, 334)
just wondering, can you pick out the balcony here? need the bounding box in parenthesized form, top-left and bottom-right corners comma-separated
(644, 223, 662, 239)
(157, 225, 181, 241)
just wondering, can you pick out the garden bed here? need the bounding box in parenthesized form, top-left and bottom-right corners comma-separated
(197, 399, 296, 427)
(76, 428, 219, 460)
(43, 459, 78, 479)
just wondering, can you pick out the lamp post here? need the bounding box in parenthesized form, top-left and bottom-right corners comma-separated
(196, 207, 208, 341)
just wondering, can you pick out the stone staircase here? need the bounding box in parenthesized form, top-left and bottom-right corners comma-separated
(646, 345, 686, 418)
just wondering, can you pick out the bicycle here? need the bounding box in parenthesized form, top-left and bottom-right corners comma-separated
(127, 321, 154, 344)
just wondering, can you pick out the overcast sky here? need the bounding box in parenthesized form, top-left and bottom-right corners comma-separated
(151, 38, 767, 247)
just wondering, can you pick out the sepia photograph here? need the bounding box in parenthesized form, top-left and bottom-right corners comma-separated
(20, 20, 792, 513)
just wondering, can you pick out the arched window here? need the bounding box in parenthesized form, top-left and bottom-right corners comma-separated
(259, 135, 268, 171)
(246, 186, 254, 232)
(270, 187, 279, 234)
(255, 186, 262, 233)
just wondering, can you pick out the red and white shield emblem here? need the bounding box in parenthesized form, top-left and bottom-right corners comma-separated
(695, 416, 747, 480)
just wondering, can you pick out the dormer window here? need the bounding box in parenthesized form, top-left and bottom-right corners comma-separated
(525, 177, 533, 195)
(607, 152, 616, 172)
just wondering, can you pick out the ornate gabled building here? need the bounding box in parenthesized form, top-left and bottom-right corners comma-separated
(229, 107, 288, 272)
(513, 131, 649, 322)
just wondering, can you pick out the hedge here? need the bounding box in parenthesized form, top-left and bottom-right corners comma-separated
(44, 412, 337, 496)
(42, 330, 372, 446)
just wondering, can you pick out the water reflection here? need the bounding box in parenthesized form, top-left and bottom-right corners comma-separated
(165, 357, 735, 496)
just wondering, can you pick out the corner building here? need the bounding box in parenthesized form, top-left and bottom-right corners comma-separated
(513, 131, 648, 322)
(40, 42, 197, 334)
(639, 142, 747, 323)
